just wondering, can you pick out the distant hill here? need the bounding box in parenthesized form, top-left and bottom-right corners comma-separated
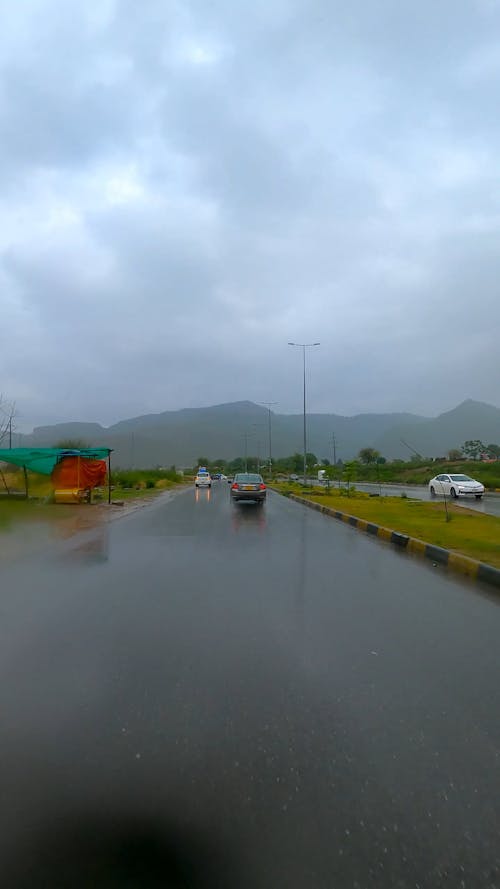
(32, 422, 107, 441)
(12, 399, 500, 467)
(375, 399, 500, 459)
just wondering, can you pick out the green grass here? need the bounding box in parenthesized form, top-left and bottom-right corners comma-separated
(0, 471, 53, 498)
(273, 483, 500, 568)
(111, 468, 183, 489)
(109, 487, 162, 501)
(0, 497, 105, 542)
(0, 497, 48, 531)
(338, 460, 500, 490)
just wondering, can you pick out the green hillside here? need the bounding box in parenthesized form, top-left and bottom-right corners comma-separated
(12, 399, 500, 468)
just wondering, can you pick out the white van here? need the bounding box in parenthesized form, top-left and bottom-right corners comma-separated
(195, 468, 212, 488)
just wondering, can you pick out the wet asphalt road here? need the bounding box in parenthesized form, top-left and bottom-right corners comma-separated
(2, 483, 500, 887)
(341, 481, 500, 517)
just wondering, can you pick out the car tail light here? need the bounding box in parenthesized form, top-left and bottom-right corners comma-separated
(259, 483, 266, 490)
(231, 483, 238, 490)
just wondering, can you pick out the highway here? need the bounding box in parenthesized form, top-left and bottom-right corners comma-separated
(320, 480, 500, 517)
(1, 483, 500, 887)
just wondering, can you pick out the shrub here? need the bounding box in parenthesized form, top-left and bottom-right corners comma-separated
(485, 478, 500, 490)
(112, 468, 182, 488)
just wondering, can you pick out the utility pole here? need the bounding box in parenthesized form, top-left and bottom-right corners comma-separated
(258, 402, 278, 477)
(242, 431, 255, 473)
(252, 423, 266, 476)
(332, 432, 337, 467)
(288, 342, 320, 484)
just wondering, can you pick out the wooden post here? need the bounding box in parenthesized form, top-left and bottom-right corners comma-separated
(23, 465, 29, 499)
(108, 452, 112, 505)
(0, 467, 10, 496)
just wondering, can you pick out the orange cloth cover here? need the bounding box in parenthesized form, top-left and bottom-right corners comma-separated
(51, 457, 107, 490)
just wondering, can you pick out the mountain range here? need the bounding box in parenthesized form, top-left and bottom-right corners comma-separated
(11, 399, 500, 467)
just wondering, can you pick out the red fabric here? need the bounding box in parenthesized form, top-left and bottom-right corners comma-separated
(51, 457, 107, 490)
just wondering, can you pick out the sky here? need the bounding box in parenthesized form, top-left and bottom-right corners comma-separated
(1, 0, 499, 431)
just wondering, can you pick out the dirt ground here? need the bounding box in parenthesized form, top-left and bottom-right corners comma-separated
(0, 488, 188, 565)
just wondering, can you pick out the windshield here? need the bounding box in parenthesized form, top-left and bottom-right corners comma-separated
(450, 475, 473, 482)
(235, 473, 263, 483)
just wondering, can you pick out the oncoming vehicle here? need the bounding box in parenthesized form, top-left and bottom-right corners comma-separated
(230, 473, 266, 504)
(429, 473, 484, 500)
(195, 468, 212, 488)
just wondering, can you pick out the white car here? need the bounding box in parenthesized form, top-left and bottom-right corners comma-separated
(195, 468, 212, 488)
(429, 473, 484, 500)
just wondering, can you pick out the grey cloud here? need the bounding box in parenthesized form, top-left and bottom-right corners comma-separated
(0, 0, 499, 431)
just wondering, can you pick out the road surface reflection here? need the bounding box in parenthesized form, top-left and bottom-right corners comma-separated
(194, 487, 211, 503)
(231, 503, 267, 532)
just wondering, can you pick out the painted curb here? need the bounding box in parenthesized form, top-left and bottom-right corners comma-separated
(284, 492, 500, 591)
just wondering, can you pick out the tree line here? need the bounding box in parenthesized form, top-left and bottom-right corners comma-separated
(193, 437, 500, 478)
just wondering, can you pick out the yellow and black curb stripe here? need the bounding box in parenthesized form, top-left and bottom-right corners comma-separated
(285, 493, 500, 591)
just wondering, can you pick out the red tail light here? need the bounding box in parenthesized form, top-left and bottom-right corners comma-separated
(259, 483, 266, 490)
(231, 483, 238, 490)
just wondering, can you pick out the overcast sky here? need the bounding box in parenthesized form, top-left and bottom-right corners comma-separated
(1, 0, 499, 430)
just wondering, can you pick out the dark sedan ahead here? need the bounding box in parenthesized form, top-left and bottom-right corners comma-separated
(230, 473, 267, 504)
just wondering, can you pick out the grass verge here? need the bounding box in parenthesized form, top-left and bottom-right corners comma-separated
(273, 483, 500, 568)
(109, 487, 163, 501)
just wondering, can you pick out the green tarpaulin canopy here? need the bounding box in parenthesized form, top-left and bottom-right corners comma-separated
(0, 448, 112, 476)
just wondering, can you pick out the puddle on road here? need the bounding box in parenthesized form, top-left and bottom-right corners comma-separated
(0, 490, 185, 566)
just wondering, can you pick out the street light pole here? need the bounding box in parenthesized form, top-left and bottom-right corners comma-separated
(242, 431, 254, 473)
(252, 423, 266, 476)
(258, 402, 278, 477)
(288, 342, 320, 485)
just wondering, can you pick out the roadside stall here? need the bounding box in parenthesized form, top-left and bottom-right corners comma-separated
(0, 447, 113, 504)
